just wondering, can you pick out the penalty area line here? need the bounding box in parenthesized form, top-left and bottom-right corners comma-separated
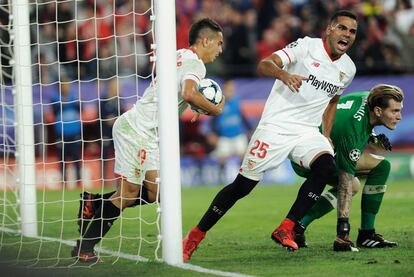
(0, 226, 254, 277)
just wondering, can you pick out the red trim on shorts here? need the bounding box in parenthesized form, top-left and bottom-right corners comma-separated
(282, 49, 291, 64)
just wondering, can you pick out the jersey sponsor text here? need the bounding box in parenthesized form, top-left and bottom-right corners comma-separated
(306, 74, 341, 96)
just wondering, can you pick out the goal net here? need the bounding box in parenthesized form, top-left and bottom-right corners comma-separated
(0, 0, 180, 266)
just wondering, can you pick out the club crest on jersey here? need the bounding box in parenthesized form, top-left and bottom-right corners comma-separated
(349, 149, 361, 162)
(339, 71, 345, 82)
(135, 168, 142, 179)
(306, 74, 341, 97)
(247, 159, 256, 170)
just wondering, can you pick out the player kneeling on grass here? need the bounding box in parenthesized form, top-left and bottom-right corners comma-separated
(292, 84, 403, 251)
(71, 18, 225, 263)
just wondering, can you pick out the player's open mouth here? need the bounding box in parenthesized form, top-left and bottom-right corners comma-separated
(337, 39, 348, 51)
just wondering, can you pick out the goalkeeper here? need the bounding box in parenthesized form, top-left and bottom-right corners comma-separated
(71, 18, 225, 263)
(292, 84, 403, 250)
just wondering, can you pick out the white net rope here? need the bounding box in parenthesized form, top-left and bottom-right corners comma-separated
(0, 0, 161, 266)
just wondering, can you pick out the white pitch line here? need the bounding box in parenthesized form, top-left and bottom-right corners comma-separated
(0, 226, 255, 277)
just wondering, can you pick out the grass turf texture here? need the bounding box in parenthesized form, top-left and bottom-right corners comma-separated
(0, 180, 413, 276)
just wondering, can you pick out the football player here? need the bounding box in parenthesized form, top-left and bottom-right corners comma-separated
(183, 10, 358, 260)
(72, 18, 225, 262)
(292, 84, 403, 251)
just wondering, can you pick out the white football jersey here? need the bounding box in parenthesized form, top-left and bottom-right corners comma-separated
(257, 36, 356, 134)
(124, 48, 206, 138)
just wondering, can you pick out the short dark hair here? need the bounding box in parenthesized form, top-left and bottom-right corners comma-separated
(189, 18, 223, 46)
(368, 84, 404, 111)
(330, 10, 357, 23)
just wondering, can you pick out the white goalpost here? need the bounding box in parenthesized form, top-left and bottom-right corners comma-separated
(154, 0, 183, 266)
(12, 0, 38, 239)
(0, 0, 182, 266)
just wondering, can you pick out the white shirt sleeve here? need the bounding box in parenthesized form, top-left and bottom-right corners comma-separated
(180, 59, 206, 85)
(274, 37, 310, 67)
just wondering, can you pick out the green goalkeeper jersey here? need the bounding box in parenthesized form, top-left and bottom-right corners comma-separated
(292, 91, 373, 177)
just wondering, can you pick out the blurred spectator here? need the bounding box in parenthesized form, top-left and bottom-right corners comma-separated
(78, 6, 98, 79)
(58, 22, 78, 79)
(176, 0, 197, 49)
(51, 80, 82, 186)
(32, 53, 59, 85)
(34, 23, 58, 72)
(114, 0, 151, 77)
(394, 0, 414, 34)
(99, 78, 125, 183)
(98, 43, 117, 79)
(23, 0, 414, 81)
(386, 14, 414, 72)
(99, 78, 124, 167)
(180, 119, 209, 159)
(206, 79, 251, 183)
(256, 28, 286, 62)
(221, 4, 256, 76)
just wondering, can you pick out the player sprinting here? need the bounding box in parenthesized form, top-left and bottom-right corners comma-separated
(292, 84, 403, 251)
(182, 10, 358, 261)
(71, 18, 225, 263)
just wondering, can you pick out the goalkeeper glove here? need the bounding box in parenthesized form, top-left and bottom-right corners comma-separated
(369, 133, 392, 151)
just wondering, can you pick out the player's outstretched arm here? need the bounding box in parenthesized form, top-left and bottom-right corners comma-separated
(257, 53, 308, 92)
(181, 79, 224, 116)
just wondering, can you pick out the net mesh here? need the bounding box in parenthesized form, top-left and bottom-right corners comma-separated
(0, 0, 162, 266)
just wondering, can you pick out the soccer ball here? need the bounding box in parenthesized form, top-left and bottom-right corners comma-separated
(192, 78, 223, 114)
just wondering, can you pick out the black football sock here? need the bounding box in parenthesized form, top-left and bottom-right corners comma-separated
(337, 217, 350, 239)
(80, 199, 121, 251)
(197, 174, 258, 232)
(287, 154, 336, 222)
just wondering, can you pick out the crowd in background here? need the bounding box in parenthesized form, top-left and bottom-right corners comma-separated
(176, 0, 414, 76)
(29, 0, 153, 84)
(1, 0, 414, 184)
(25, 0, 414, 83)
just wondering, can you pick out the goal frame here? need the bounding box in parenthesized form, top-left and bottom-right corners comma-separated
(154, 0, 183, 265)
(11, 0, 183, 264)
(12, 0, 38, 238)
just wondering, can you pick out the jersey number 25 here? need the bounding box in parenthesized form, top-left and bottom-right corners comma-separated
(249, 140, 269, 159)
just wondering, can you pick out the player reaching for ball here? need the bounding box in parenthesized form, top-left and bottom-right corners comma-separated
(72, 18, 225, 263)
(183, 10, 358, 260)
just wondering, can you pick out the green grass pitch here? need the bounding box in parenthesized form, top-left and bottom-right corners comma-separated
(0, 179, 413, 276)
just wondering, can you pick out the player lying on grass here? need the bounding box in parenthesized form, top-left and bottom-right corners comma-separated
(71, 18, 225, 263)
(182, 10, 358, 260)
(292, 84, 403, 251)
